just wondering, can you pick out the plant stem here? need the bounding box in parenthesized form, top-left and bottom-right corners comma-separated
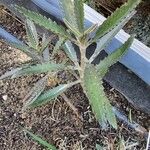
(69, 80, 81, 87)
(79, 44, 87, 80)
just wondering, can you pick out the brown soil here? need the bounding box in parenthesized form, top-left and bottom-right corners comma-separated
(0, 6, 150, 150)
(93, 0, 126, 15)
(94, 0, 150, 14)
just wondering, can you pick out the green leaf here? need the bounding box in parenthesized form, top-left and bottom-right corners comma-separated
(23, 76, 48, 109)
(96, 36, 134, 78)
(42, 47, 50, 62)
(93, 0, 141, 41)
(96, 144, 104, 150)
(60, 0, 84, 33)
(53, 37, 66, 53)
(63, 41, 78, 63)
(16, 6, 71, 39)
(41, 34, 52, 52)
(0, 67, 22, 80)
(7, 41, 42, 62)
(12, 63, 65, 78)
(25, 19, 39, 49)
(24, 129, 57, 150)
(59, 0, 75, 26)
(29, 81, 79, 108)
(74, 0, 84, 33)
(84, 24, 98, 35)
(89, 10, 135, 63)
(64, 19, 82, 37)
(84, 65, 117, 129)
(41, 34, 52, 62)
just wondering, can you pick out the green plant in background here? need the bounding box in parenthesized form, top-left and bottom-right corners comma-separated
(0, 0, 141, 129)
(24, 129, 57, 150)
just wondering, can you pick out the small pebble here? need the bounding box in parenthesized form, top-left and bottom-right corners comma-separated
(2, 95, 8, 101)
(21, 113, 27, 119)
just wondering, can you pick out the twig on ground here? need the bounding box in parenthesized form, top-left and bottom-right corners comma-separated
(125, 142, 139, 149)
(113, 107, 148, 139)
(2, 9, 23, 24)
(61, 93, 83, 121)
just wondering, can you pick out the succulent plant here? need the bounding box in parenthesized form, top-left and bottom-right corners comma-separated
(0, 0, 141, 129)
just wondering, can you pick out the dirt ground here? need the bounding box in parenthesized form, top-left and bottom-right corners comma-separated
(0, 3, 150, 150)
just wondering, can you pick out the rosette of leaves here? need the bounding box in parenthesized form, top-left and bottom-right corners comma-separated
(0, 0, 141, 129)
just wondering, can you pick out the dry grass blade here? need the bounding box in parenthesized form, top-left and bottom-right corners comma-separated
(61, 93, 83, 121)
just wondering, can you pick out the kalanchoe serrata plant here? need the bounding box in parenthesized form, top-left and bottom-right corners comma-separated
(0, 0, 141, 129)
